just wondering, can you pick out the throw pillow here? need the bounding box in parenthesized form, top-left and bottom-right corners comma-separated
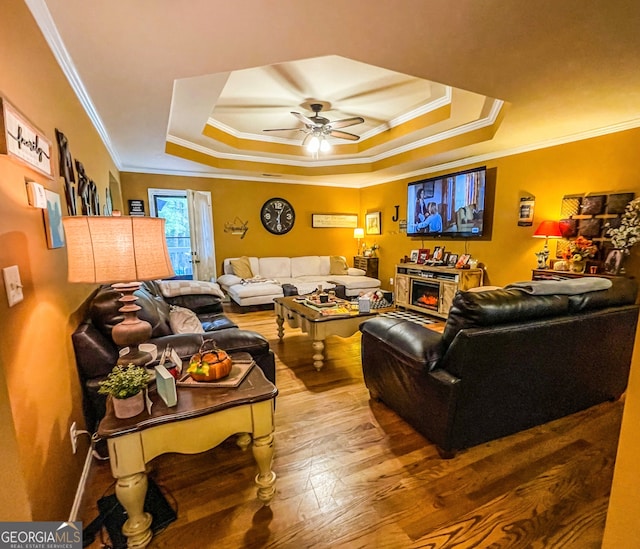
(169, 305, 204, 334)
(230, 256, 254, 279)
(329, 255, 349, 275)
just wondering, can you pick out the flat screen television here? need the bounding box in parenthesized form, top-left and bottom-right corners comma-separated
(406, 166, 487, 238)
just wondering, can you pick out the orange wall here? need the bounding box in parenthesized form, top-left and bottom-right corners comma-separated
(120, 173, 361, 270)
(0, 0, 120, 520)
(361, 129, 640, 288)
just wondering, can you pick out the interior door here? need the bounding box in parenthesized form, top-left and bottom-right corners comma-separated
(187, 189, 216, 281)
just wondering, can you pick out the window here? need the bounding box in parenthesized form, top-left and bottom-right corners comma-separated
(149, 190, 192, 278)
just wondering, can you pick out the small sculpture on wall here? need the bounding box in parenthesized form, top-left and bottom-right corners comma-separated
(224, 217, 249, 239)
(75, 160, 90, 215)
(55, 129, 76, 216)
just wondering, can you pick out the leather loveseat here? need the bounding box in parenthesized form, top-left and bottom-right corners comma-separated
(72, 280, 276, 429)
(360, 277, 639, 457)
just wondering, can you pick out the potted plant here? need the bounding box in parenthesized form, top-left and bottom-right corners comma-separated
(561, 236, 598, 273)
(98, 363, 151, 419)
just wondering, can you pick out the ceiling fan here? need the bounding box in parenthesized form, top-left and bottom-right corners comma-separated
(263, 103, 365, 152)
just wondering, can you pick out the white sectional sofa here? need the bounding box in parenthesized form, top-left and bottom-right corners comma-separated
(218, 255, 381, 307)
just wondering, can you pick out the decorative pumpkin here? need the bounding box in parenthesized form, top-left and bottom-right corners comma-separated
(187, 341, 233, 382)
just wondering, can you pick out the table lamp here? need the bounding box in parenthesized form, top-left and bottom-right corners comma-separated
(354, 227, 365, 255)
(63, 216, 175, 366)
(533, 220, 563, 268)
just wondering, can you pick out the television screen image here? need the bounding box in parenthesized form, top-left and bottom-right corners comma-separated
(407, 166, 487, 237)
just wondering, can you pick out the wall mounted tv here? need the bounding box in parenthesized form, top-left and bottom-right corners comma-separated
(407, 166, 487, 238)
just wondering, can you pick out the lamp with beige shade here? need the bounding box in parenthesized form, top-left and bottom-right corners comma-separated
(63, 216, 175, 366)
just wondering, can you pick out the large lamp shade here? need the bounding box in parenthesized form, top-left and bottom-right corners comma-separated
(533, 220, 562, 239)
(63, 216, 175, 366)
(63, 216, 174, 283)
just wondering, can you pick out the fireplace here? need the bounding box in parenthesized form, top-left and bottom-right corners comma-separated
(410, 278, 440, 312)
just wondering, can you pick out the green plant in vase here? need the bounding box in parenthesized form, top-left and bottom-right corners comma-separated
(99, 363, 151, 418)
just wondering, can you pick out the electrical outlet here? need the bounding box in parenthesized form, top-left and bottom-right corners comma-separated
(70, 422, 78, 454)
(389, 277, 394, 286)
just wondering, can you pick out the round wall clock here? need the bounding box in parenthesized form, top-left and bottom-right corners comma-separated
(260, 198, 295, 235)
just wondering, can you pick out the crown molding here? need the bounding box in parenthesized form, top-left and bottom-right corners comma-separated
(25, 0, 122, 168)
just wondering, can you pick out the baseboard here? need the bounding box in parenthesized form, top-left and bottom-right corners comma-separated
(68, 446, 94, 522)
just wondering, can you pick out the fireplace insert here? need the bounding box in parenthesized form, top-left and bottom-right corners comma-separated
(411, 278, 440, 312)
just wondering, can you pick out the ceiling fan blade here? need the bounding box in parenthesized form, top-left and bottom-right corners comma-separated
(262, 127, 303, 132)
(291, 111, 316, 126)
(328, 116, 365, 130)
(329, 130, 360, 141)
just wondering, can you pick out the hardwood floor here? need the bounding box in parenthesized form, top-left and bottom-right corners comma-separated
(78, 306, 624, 548)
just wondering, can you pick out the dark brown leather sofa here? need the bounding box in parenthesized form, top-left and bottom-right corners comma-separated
(360, 277, 639, 457)
(72, 281, 276, 429)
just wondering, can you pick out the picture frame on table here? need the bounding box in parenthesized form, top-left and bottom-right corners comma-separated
(410, 249, 419, 263)
(447, 253, 459, 267)
(431, 246, 444, 262)
(455, 253, 471, 268)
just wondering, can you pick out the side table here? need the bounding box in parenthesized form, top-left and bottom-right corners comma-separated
(353, 255, 379, 278)
(531, 269, 621, 281)
(97, 358, 277, 548)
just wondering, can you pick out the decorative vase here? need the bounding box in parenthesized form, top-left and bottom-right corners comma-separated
(570, 259, 586, 274)
(112, 392, 144, 419)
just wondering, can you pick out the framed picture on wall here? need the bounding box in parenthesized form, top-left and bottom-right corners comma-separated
(365, 211, 381, 235)
(43, 190, 65, 249)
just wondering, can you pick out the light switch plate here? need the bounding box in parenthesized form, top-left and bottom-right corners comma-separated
(3, 265, 24, 306)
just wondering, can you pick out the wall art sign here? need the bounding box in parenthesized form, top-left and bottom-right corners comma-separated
(518, 196, 535, 226)
(0, 97, 53, 178)
(311, 213, 358, 228)
(129, 199, 145, 216)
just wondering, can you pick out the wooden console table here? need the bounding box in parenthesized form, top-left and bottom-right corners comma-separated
(395, 263, 483, 318)
(97, 359, 277, 548)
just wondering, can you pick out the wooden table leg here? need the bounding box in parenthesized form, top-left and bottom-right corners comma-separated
(276, 314, 284, 340)
(115, 472, 153, 548)
(312, 339, 325, 371)
(252, 432, 276, 505)
(236, 432, 252, 451)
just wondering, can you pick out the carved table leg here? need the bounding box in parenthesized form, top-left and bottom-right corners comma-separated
(276, 314, 284, 340)
(115, 472, 153, 548)
(236, 432, 252, 451)
(252, 432, 276, 505)
(312, 339, 325, 371)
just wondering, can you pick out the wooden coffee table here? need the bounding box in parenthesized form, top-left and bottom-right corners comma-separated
(274, 296, 385, 371)
(97, 355, 277, 548)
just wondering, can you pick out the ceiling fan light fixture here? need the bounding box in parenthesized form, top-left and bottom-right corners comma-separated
(320, 138, 331, 153)
(306, 135, 321, 153)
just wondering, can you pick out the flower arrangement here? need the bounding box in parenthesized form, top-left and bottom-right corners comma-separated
(98, 363, 151, 399)
(607, 197, 640, 251)
(562, 236, 598, 262)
